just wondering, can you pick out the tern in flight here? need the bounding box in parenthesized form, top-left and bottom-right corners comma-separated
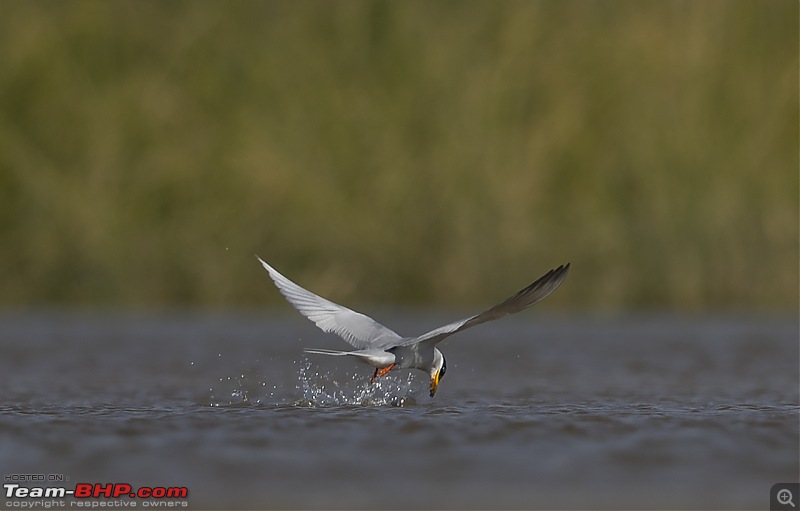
(258, 257, 569, 397)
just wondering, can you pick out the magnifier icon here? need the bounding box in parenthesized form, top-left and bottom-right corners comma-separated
(778, 488, 796, 508)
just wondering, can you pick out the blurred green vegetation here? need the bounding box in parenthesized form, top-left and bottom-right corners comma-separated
(0, 1, 796, 311)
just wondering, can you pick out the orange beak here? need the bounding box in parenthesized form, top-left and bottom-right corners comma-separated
(429, 370, 441, 397)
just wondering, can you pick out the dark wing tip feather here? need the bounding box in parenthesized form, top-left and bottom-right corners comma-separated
(497, 262, 570, 312)
(411, 262, 570, 346)
(529, 261, 570, 297)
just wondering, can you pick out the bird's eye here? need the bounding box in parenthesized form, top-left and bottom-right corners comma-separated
(440, 358, 447, 379)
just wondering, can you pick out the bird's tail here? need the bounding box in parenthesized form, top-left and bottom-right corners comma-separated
(304, 348, 352, 356)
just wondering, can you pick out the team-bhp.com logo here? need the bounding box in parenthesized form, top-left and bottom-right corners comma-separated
(5, 482, 188, 504)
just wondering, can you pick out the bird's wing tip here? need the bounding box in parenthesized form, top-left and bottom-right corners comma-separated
(256, 256, 274, 273)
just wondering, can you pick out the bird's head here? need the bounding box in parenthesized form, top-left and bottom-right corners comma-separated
(429, 349, 447, 397)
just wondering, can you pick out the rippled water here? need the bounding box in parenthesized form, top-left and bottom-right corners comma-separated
(1, 313, 797, 509)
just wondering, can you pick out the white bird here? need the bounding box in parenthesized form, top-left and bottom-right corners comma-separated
(258, 257, 569, 397)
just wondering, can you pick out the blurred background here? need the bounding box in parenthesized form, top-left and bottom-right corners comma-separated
(0, 0, 796, 313)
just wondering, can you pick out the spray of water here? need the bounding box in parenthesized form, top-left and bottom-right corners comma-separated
(207, 366, 277, 407)
(294, 358, 421, 407)
(207, 357, 421, 408)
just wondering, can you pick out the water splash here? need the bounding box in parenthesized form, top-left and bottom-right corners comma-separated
(207, 366, 278, 407)
(294, 358, 421, 407)
(206, 357, 422, 408)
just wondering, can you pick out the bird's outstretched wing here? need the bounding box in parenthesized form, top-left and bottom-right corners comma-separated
(258, 257, 403, 350)
(407, 263, 570, 347)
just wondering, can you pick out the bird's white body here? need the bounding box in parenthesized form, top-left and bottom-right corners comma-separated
(258, 257, 569, 397)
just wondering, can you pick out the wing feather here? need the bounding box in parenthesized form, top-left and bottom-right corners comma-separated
(258, 257, 402, 349)
(408, 263, 570, 347)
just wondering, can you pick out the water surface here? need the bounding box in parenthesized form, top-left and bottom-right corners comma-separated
(1, 313, 797, 509)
